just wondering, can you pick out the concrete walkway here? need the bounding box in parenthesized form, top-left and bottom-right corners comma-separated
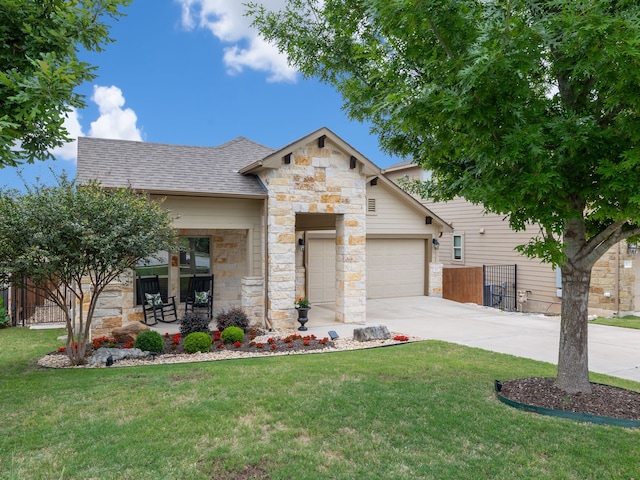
(150, 295, 640, 383)
(303, 296, 640, 383)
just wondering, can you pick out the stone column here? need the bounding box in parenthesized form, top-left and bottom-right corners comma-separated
(335, 213, 366, 323)
(429, 263, 443, 298)
(241, 276, 264, 328)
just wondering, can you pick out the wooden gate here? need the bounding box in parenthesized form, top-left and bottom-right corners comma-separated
(443, 267, 483, 305)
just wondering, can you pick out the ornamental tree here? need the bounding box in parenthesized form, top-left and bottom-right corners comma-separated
(0, 0, 130, 168)
(0, 176, 176, 364)
(250, 0, 640, 393)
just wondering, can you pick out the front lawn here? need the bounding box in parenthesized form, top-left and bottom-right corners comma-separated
(591, 315, 640, 330)
(1, 327, 639, 479)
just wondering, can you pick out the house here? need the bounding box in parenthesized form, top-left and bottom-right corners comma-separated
(383, 161, 640, 317)
(76, 127, 451, 336)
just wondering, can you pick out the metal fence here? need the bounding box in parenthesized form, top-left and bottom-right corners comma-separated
(483, 265, 517, 312)
(10, 280, 69, 326)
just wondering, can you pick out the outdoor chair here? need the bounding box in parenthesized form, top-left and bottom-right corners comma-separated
(137, 275, 178, 325)
(184, 274, 214, 319)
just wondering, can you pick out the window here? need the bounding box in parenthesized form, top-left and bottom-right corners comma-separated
(178, 237, 211, 302)
(453, 234, 464, 261)
(135, 251, 169, 304)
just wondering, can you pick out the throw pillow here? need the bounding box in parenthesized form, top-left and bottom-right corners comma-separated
(195, 291, 209, 304)
(145, 292, 162, 307)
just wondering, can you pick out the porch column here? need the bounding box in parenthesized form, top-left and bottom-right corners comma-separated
(336, 213, 366, 323)
(266, 220, 296, 330)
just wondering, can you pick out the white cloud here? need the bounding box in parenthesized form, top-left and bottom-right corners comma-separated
(50, 107, 84, 162)
(177, 0, 297, 82)
(49, 85, 143, 164)
(89, 85, 143, 141)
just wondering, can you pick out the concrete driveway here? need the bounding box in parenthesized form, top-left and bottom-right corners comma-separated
(306, 296, 640, 383)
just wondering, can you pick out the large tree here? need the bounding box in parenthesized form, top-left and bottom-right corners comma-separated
(0, 0, 130, 168)
(0, 176, 176, 365)
(250, 0, 640, 393)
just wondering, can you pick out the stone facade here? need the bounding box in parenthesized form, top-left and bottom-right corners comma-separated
(257, 142, 367, 329)
(429, 263, 443, 298)
(589, 243, 638, 316)
(88, 229, 250, 335)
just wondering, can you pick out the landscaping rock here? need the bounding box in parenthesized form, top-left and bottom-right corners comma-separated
(353, 325, 391, 342)
(88, 347, 149, 366)
(112, 322, 150, 343)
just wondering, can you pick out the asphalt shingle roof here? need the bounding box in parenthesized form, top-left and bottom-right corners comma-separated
(76, 136, 273, 197)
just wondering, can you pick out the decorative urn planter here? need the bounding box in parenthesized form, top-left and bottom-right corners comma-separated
(296, 307, 310, 331)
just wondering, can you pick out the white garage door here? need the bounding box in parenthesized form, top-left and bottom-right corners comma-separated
(307, 237, 426, 302)
(367, 239, 426, 298)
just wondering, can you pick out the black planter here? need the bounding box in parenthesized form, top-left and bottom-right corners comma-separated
(296, 307, 310, 331)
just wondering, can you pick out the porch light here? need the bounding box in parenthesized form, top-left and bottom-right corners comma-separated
(628, 242, 639, 256)
(432, 239, 440, 250)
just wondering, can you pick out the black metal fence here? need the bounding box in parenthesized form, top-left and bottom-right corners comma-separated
(483, 265, 517, 311)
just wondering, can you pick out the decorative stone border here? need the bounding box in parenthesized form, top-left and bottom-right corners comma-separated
(494, 380, 640, 429)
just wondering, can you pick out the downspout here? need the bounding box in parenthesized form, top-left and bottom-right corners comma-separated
(263, 196, 273, 331)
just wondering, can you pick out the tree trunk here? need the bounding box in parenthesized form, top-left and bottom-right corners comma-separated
(557, 258, 592, 394)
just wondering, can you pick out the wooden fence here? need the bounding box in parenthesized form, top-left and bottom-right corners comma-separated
(443, 267, 483, 305)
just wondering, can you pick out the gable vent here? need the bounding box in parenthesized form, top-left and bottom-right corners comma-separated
(367, 198, 377, 213)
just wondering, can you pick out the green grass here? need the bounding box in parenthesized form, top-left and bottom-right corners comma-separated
(591, 315, 640, 330)
(1, 328, 639, 479)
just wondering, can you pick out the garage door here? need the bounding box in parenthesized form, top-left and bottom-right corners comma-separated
(307, 237, 426, 302)
(367, 239, 426, 298)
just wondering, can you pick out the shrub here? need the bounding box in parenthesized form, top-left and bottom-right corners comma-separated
(215, 307, 249, 332)
(134, 330, 164, 353)
(220, 326, 244, 344)
(184, 332, 212, 353)
(179, 312, 211, 337)
(0, 298, 9, 328)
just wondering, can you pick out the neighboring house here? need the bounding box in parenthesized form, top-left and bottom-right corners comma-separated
(77, 127, 451, 336)
(383, 161, 640, 317)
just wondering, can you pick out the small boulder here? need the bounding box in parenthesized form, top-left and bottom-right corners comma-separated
(112, 322, 150, 344)
(88, 347, 149, 366)
(353, 325, 391, 342)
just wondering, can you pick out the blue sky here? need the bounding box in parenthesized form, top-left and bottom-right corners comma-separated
(1, 0, 400, 191)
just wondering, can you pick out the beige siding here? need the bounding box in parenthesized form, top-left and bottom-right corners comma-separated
(160, 196, 263, 230)
(385, 166, 560, 314)
(366, 181, 439, 237)
(426, 198, 559, 314)
(161, 196, 264, 277)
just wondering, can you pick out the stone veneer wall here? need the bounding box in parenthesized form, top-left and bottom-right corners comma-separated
(86, 269, 141, 338)
(589, 243, 637, 315)
(429, 263, 443, 298)
(241, 276, 264, 327)
(259, 141, 367, 330)
(89, 229, 250, 336)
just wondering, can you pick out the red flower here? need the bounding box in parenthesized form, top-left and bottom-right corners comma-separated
(393, 335, 409, 342)
(267, 337, 276, 344)
(234, 341, 242, 348)
(256, 342, 264, 349)
(216, 342, 225, 349)
(58, 346, 66, 352)
(271, 344, 277, 350)
(303, 340, 311, 346)
(213, 331, 221, 341)
(172, 333, 181, 345)
(124, 340, 134, 349)
(287, 343, 293, 348)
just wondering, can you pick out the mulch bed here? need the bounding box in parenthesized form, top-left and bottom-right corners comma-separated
(499, 377, 640, 421)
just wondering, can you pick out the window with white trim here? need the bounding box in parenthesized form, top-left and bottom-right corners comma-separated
(453, 234, 464, 262)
